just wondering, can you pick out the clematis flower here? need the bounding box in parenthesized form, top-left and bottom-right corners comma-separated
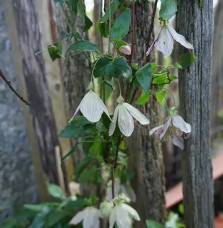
(109, 203, 140, 228)
(149, 114, 191, 150)
(69, 90, 110, 123)
(109, 96, 150, 137)
(119, 45, 131, 55)
(69, 206, 101, 228)
(146, 23, 193, 58)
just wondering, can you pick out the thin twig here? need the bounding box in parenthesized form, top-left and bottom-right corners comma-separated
(0, 69, 30, 106)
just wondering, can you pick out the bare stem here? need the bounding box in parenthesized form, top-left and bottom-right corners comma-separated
(0, 69, 30, 106)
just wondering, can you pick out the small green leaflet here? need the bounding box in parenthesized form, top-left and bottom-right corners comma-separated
(59, 116, 95, 138)
(146, 219, 162, 228)
(77, 0, 93, 31)
(47, 183, 65, 200)
(174, 52, 196, 69)
(110, 9, 131, 39)
(156, 90, 167, 104)
(200, 0, 205, 7)
(48, 42, 63, 61)
(100, 0, 119, 23)
(136, 91, 152, 105)
(136, 63, 152, 94)
(159, 0, 177, 20)
(66, 40, 98, 53)
(93, 57, 132, 79)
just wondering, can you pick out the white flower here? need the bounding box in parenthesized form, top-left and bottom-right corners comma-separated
(119, 45, 131, 55)
(146, 24, 193, 58)
(100, 201, 113, 218)
(69, 90, 110, 123)
(109, 203, 140, 228)
(69, 207, 101, 228)
(149, 115, 191, 150)
(109, 97, 150, 137)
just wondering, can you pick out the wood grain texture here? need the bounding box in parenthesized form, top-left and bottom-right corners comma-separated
(13, 0, 60, 184)
(177, 0, 214, 227)
(128, 0, 165, 225)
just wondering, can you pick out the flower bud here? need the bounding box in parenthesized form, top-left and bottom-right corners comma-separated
(119, 45, 131, 55)
(100, 201, 113, 218)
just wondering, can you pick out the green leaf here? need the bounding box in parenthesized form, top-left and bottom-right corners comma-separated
(48, 209, 68, 227)
(77, 0, 93, 31)
(118, 155, 127, 168)
(48, 42, 63, 61)
(101, 0, 119, 23)
(146, 219, 162, 228)
(110, 9, 131, 39)
(79, 167, 102, 184)
(97, 20, 109, 37)
(61, 143, 78, 163)
(93, 57, 132, 79)
(136, 63, 152, 93)
(24, 204, 47, 213)
(155, 90, 167, 104)
(113, 39, 128, 49)
(31, 207, 50, 228)
(136, 91, 152, 105)
(75, 157, 91, 177)
(59, 117, 95, 138)
(67, 40, 98, 53)
(159, 0, 177, 20)
(175, 52, 196, 69)
(47, 183, 65, 199)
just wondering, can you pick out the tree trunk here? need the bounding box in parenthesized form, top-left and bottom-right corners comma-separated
(12, 0, 61, 184)
(129, 1, 165, 224)
(177, 1, 214, 227)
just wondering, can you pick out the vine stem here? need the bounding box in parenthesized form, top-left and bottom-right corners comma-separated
(111, 0, 136, 199)
(0, 69, 30, 106)
(108, 0, 111, 55)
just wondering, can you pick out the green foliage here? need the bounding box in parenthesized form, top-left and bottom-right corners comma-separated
(48, 42, 63, 61)
(174, 52, 196, 69)
(93, 56, 132, 79)
(156, 90, 167, 104)
(136, 91, 153, 105)
(110, 9, 131, 39)
(136, 63, 152, 94)
(101, 0, 120, 23)
(59, 117, 95, 138)
(159, 0, 177, 20)
(146, 219, 162, 228)
(2, 183, 86, 228)
(67, 40, 98, 53)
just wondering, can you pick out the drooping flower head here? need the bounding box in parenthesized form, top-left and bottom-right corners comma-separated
(69, 206, 101, 228)
(109, 96, 150, 137)
(109, 197, 140, 228)
(69, 89, 111, 123)
(146, 21, 193, 59)
(119, 45, 131, 55)
(149, 108, 191, 150)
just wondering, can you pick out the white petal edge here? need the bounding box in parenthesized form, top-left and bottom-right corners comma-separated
(160, 117, 172, 139)
(121, 204, 140, 221)
(69, 103, 81, 123)
(157, 26, 174, 58)
(123, 103, 150, 125)
(69, 210, 86, 225)
(172, 115, 191, 133)
(118, 104, 134, 137)
(109, 106, 119, 136)
(146, 27, 162, 56)
(109, 209, 116, 228)
(149, 124, 164, 136)
(172, 136, 185, 150)
(167, 25, 194, 49)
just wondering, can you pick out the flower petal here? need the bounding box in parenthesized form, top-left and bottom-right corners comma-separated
(119, 45, 131, 55)
(157, 26, 174, 58)
(116, 205, 131, 228)
(146, 27, 162, 56)
(123, 103, 150, 125)
(167, 25, 193, 49)
(69, 210, 85, 225)
(149, 124, 164, 136)
(80, 91, 104, 122)
(83, 208, 100, 228)
(109, 209, 116, 228)
(109, 106, 119, 136)
(172, 136, 185, 150)
(172, 115, 191, 134)
(121, 204, 140, 221)
(118, 104, 134, 137)
(69, 103, 81, 123)
(95, 94, 111, 120)
(160, 117, 172, 139)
